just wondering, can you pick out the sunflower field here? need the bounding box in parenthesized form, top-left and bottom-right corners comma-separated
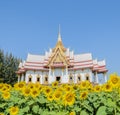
(0, 73, 120, 115)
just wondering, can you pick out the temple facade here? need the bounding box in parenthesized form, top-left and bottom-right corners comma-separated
(17, 31, 108, 84)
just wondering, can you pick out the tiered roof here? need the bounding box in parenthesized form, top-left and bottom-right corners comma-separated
(17, 32, 108, 74)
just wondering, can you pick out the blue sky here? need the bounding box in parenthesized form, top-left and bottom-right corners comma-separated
(0, 0, 120, 75)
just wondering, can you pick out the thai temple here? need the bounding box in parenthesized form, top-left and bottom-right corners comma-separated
(17, 30, 108, 84)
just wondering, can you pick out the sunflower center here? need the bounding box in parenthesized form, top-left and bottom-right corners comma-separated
(66, 95, 73, 102)
(12, 108, 17, 113)
(82, 93, 86, 97)
(112, 78, 118, 84)
(55, 93, 61, 98)
(33, 91, 37, 95)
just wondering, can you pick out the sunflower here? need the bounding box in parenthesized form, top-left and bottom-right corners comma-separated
(34, 83, 41, 90)
(22, 87, 31, 97)
(61, 84, 67, 88)
(80, 91, 88, 100)
(27, 83, 35, 89)
(0, 113, 4, 115)
(14, 82, 26, 91)
(72, 84, 79, 91)
(4, 84, 11, 90)
(44, 86, 53, 96)
(94, 85, 101, 92)
(30, 88, 39, 98)
(103, 83, 113, 92)
(9, 106, 19, 115)
(69, 111, 76, 115)
(63, 92, 75, 106)
(56, 87, 64, 92)
(47, 93, 54, 101)
(52, 81, 59, 88)
(109, 73, 120, 87)
(53, 90, 62, 101)
(1, 86, 9, 92)
(64, 85, 73, 92)
(80, 81, 90, 90)
(2, 91, 10, 100)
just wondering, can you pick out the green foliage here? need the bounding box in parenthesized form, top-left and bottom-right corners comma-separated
(0, 49, 20, 85)
(96, 106, 107, 115)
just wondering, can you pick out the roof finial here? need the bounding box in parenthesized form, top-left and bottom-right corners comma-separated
(58, 24, 62, 41)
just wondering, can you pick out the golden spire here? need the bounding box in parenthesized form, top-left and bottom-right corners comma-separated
(58, 24, 62, 42)
(46, 26, 69, 67)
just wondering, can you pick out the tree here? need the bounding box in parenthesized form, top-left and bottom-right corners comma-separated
(0, 49, 4, 83)
(0, 49, 20, 85)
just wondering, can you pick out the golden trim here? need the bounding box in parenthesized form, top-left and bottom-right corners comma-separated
(47, 39, 69, 67)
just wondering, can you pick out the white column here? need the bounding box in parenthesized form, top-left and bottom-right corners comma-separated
(48, 67, 51, 83)
(104, 72, 107, 83)
(53, 69, 55, 82)
(18, 75, 20, 83)
(32, 71, 36, 83)
(89, 70, 93, 82)
(21, 74, 24, 81)
(95, 71, 99, 83)
(41, 71, 43, 84)
(65, 66, 69, 83)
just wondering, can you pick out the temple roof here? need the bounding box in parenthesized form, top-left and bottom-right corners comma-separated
(17, 31, 108, 73)
(27, 53, 44, 62)
(46, 31, 69, 67)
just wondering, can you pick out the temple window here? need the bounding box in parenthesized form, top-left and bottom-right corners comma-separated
(70, 76, 72, 80)
(69, 73, 73, 83)
(45, 75, 48, 82)
(37, 77, 40, 82)
(56, 76, 61, 83)
(77, 74, 81, 83)
(45, 77, 48, 81)
(78, 76, 81, 81)
(36, 75, 40, 82)
(28, 75, 32, 82)
(86, 74, 89, 81)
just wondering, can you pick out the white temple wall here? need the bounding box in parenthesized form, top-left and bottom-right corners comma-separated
(68, 68, 93, 83)
(82, 69, 93, 82)
(48, 69, 55, 84)
(24, 68, 93, 84)
(62, 70, 68, 83)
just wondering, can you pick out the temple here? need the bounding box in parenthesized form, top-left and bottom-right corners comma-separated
(17, 30, 108, 84)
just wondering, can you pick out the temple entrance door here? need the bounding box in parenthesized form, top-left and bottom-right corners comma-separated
(56, 76, 61, 83)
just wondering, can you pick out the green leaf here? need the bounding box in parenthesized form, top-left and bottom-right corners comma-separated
(37, 96, 46, 104)
(73, 106, 81, 112)
(96, 106, 107, 115)
(80, 110, 89, 115)
(106, 98, 116, 108)
(27, 100, 34, 105)
(20, 106, 30, 113)
(32, 105, 39, 114)
(18, 99, 26, 105)
(83, 101, 93, 112)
